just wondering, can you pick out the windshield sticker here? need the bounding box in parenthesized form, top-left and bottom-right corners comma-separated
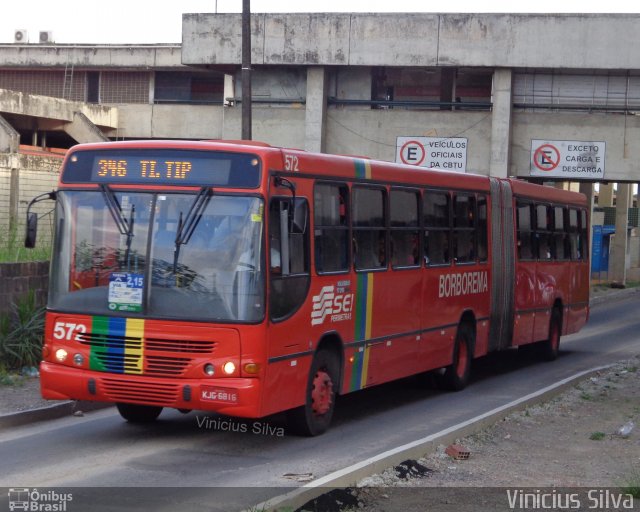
(108, 272, 144, 312)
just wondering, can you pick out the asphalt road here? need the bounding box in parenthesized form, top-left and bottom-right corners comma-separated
(1, 292, 638, 511)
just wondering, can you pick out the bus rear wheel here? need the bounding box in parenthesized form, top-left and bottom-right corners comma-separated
(541, 309, 562, 361)
(286, 349, 339, 436)
(116, 403, 163, 423)
(441, 323, 473, 391)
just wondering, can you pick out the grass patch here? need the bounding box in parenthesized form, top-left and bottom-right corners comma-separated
(589, 431, 606, 441)
(0, 226, 52, 263)
(580, 392, 593, 401)
(620, 469, 640, 498)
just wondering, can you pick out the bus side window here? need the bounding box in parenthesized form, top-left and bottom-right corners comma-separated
(535, 204, 552, 260)
(424, 190, 450, 265)
(390, 188, 420, 268)
(352, 186, 387, 271)
(314, 183, 349, 273)
(516, 201, 534, 260)
(269, 197, 310, 320)
(477, 195, 488, 262)
(453, 193, 476, 263)
(579, 209, 588, 261)
(553, 206, 568, 260)
(569, 208, 581, 260)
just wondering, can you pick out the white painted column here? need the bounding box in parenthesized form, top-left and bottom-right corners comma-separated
(611, 183, 631, 285)
(305, 67, 328, 154)
(489, 68, 513, 178)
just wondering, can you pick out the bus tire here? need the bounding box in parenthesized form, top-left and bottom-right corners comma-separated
(286, 349, 339, 436)
(441, 323, 473, 391)
(116, 403, 163, 423)
(541, 309, 562, 361)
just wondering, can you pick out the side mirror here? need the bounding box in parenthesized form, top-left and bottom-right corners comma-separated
(25, 212, 38, 248)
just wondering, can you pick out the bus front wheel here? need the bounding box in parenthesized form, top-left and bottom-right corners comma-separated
(116, 403, 163, 423)
(287, 349, 339, 436)
(441, 323, 473, 391)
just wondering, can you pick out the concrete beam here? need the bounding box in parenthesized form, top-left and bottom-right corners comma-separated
(0, 88, 118, 129)
(63, 112, 109, 143)
(183, 13, 640, 69)
(0, 44, 183, 68)
(0, 114, 19, 153)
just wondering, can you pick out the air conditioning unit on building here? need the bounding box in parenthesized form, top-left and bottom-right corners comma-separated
(39, 31, 54, 43)
(14, 29, 28, 43)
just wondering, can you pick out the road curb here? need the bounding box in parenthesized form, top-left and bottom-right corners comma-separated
(249, 364, 616, 512)
(589, 286, 638, 306)
(0, 401, 112, 429)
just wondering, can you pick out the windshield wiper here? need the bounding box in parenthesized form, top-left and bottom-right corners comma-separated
(173, 187, 212, 272)
(100, 184, 135, 269)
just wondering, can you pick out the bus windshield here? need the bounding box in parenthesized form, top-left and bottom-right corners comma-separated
(49, 190, 265, 322)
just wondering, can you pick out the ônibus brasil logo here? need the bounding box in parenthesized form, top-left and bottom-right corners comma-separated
(8, 488, 73, 511)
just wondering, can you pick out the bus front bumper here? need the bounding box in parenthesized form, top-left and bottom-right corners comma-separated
(40, 361, 263, 418)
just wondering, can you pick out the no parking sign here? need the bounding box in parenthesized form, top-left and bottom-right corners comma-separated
(396, 136, 467, 172)
(530, 140, 605, 179)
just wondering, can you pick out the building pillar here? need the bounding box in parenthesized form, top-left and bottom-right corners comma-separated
(598, 183, 614, 207)
(610, 183, 631, 285)
(305, 66, 328, 154)
(489, 68, 513, 178)
(579, 182, 595, 282)
(9, 167, 19, 234)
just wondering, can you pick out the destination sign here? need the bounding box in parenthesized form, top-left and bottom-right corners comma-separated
(61, 149, 261, 188)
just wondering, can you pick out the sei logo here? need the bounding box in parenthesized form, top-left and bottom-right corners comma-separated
(311, 285, 354, 326)
(52, 322, 87, 341)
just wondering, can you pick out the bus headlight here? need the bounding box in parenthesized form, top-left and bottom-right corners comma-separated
(204, 363, 215, 376)
(73, 353, 85, 366)
(55, 349, 68, 362)
(222, 361, 236, 375)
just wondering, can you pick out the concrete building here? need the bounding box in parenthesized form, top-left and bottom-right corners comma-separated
(2, 13, 640, 282)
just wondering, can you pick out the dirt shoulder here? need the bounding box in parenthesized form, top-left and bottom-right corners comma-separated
(335, 358, 640, 511)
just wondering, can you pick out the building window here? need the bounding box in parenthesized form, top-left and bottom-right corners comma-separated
(155, 72, 224, 104)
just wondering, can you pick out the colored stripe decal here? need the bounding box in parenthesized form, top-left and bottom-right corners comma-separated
(350, 273, 374, 391)
(354, 159, 372, 179)
(88, 316, 145, 375)
(126, 318, 145, 374)
(89, 316, 109, 372)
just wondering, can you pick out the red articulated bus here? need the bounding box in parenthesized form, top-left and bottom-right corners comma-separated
(26, 140, 589, 436)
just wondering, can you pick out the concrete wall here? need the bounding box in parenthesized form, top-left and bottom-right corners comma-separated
(183, 13, 640, 69)
(512, 112, 640, 181)
(117, 104, 225, 139)
(221, 105, 306, 148)
(0, 261, 49, 316)
(0, 88, 118, 129)
(0, 153, 61, 246)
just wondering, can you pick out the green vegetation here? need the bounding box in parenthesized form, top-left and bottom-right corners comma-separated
(580, 392, 593, 401)
(0, 227, 52, 262)
(589, 431, 606, 441)
(0, 290, 45, 370)
(621, 469, 640, 498)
